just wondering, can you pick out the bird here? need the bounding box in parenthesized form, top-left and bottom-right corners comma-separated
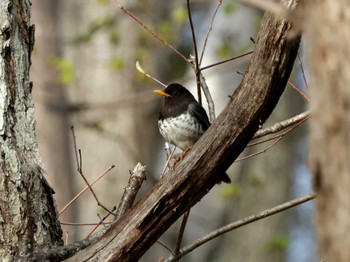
(153, 83, 231, 184)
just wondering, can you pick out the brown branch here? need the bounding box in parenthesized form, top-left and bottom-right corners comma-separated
(201, 50, 253, 71)
(59, 165, 115, 215)
(165, 193, 316, 262)
(199, 73, 216, 122)
(288, 81, 310, 101)
(71, 127, 115, 216)
(186, 0, 202, 105)
(199, 0, 223, 66)
(114, 0, 189, 64)
(253, 110, 311, 139)
(173, 210, 191, 259)
(115, 162, 147, 221)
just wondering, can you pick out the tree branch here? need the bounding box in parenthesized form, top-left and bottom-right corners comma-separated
(166, 193, 316, 262)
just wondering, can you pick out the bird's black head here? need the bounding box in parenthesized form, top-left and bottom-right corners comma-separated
(154, 83, 194, 98)
(163, 83, 191, 97)
(153, 83, 197, 119)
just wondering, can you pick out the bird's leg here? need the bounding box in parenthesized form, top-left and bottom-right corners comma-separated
(171, 147, 192, 170)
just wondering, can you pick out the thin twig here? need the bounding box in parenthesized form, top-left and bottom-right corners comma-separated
(236, 136, 283, 162)
(161, 146, 176, 178)
(201, 51, 253, 71)
(65, 232, 69, 246)
(71, 126, 80, 169)
(199, 0, 222, 66)
(157, 240, 173, 253)
(70, 128, 115, 216)
(253, 111, 311, 139)
(61, 222, 112, 226)
(297, 52, 309, 89)
(174, 210, 191, 259)
(187, 0, 202, 105)
(86, 208, 116, 238)
(199, 73, 216, 122)
(115, 0, 189, 64)
(136, 61, 166, 87)
(165, 193, 316, 262)
(238, 114, 309, 161)
(288, 81, 310, 101)
(59, 165, 115, 215)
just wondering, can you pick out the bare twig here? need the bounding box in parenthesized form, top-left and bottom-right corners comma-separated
(87, 209, 115, 238)
(288, 81, 310, 101)
(253, 111, 311, 139)
(199, 0, 222, 66)
(61, 222, 112, 226)
(199, 73, 216, 122)
(201, 51, 253, 71)
(236, 136, 283, 162)
(297, 52, 309, 89)
(186, 0, 202, 105)
(237, 112, 309, 161)
(71, 126, 80, 169)
(70, 127, 115, 216)
(115, 0, 189, 64)
(115, 162, 147, 221)
(157, 240, 173, 253)
(174, 210, 191, 259)
(165, 193, 316, 262)
(136, 61, 166, 87)
(161, 145, 176, 178)
(59, 165, 115, 215)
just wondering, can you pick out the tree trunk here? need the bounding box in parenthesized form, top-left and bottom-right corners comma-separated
(0, 0, 63, 260)
(305, 1, 350, 261)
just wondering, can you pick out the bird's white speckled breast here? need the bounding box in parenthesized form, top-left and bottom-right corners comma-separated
(158, 112, 205, 150)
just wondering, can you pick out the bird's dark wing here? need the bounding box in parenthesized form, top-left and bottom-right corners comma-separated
(188, 103, 211, 130)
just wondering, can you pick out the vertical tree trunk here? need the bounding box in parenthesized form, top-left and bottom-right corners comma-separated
(0, 0, 63, 260)
(305, 1, 350, 261)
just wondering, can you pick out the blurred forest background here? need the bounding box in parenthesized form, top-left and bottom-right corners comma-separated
(31, 0, 314, 261)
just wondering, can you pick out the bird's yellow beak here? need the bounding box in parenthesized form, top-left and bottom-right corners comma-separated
(153, 90, 171, 97)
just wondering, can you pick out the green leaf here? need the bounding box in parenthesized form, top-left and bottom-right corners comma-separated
(224, 2, 237, 14)
(48, 56, 75, 85)
(219, 183, 241, 198)
(109, 58, 125, 71)
(172, 7, 187, 24)
(268, 235, 290, 251)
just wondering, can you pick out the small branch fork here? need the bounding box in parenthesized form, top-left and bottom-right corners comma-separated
(71, 126, 116, 216)
(30, 161, 147, 262)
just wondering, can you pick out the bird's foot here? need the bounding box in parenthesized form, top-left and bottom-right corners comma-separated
(171, 147, 192, 170)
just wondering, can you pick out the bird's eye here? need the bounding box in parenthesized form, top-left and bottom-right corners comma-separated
(173, 91, 179, 95)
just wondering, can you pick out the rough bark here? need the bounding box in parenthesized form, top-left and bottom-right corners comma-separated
(0, 0, 63, 260)
(305, 1, 350, 261)
(65, 0, 300, 260)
